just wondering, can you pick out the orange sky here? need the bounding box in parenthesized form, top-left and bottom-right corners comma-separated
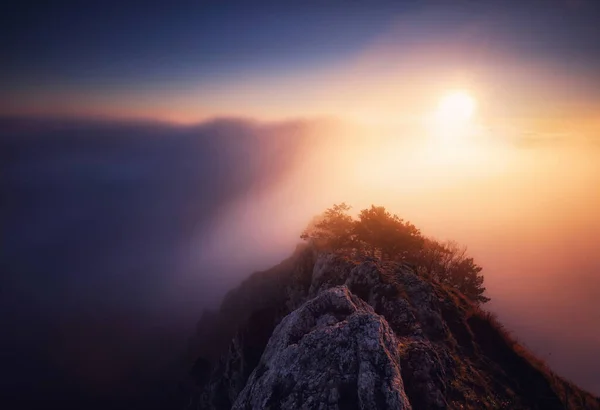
(185, 114, 600, 391)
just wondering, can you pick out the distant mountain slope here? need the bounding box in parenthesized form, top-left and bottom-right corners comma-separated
(185, 245, 600, 409)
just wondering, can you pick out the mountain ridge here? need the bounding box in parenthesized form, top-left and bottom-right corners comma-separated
(184, 244, 600, 409)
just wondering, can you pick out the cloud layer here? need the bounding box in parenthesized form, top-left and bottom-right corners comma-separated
(2, 115, 599, 407)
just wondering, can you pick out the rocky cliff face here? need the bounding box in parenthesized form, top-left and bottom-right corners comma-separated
(185, 245, 600, 410)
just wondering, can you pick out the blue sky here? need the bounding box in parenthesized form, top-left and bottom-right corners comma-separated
(2, 0, 600, 120)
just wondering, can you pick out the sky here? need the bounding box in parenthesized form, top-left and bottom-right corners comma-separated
(2, 0, 600, 407)
(3, 0, 600, 122)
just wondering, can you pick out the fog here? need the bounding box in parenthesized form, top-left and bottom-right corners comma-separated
(2, 116, 599, 406)
(1, 117, 313, 407)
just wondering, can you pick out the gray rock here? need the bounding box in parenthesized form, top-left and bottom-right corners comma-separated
(308, 253, 354, 298)
(394, 268, 448, 341)
(187, 247, 594, 410)
(232, 286, 412, 410)
(345, 261, 421, 338)
(399, 340, 452, 410)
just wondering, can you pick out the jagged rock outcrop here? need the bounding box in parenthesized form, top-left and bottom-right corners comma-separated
(233, 286, 411, 410)
(186, 246, 600, 410)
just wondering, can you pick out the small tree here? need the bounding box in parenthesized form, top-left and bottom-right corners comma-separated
(354, 205, 422, 260)
(301, 203, 490, 304)
(452, 257, 489, 303)
(301, 203, 355, 250)
(414, 239, 489, 303)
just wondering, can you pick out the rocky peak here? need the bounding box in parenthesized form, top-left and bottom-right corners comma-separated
(186, 246, 600, 410)
(233, 286, 411, 410)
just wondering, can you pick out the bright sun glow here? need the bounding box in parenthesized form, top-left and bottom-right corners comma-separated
(435, 91, 476, 124)
(427, 90, 478, 144)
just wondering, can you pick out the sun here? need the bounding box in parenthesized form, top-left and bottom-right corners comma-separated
(435, 90, 476, 124)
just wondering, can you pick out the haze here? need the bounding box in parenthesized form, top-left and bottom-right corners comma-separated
(2, 0, 599, 406)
